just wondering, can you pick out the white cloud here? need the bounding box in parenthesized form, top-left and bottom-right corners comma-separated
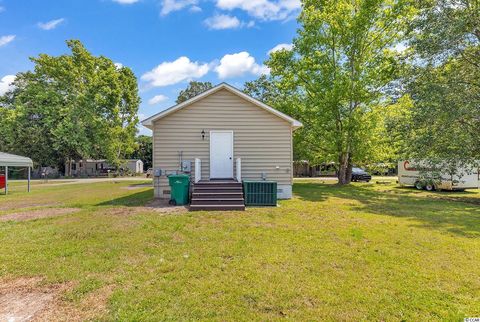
(114, 62, 124, 69)
(161, 0, 198, 15)
(215, 51, 269, 79)
(268, 43, 293, 54)
(189, 5, 202, 12)
(148, 94, 168, 105)
(112, 0, 139, 4)
(204, 14, 254, 30)
(0, 75, 15, 96)
(0, 35, 15, 47)
(38, 18, 65, 30)
(142, 56, 210, 87)
(216, 0, 301, 21)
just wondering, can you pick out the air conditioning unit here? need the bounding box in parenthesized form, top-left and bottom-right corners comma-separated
(243, 181, 277, 206)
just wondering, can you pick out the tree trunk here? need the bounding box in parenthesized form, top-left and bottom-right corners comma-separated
(338, 152, 349, 185)
(345, 154, 353, 184)
(66, 159, 72, 177)
(338, 152, 353, 185)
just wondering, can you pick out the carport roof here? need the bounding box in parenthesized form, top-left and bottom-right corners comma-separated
(0, 152, 34, 167)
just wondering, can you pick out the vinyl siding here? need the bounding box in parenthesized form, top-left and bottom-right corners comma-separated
(152, 88, 293, 195)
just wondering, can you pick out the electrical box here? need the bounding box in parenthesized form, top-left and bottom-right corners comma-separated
(181, 160, 192, 173)
(154, 168, 162, 177)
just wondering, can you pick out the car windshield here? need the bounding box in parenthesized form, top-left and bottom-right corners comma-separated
(352, 167, 364, 172)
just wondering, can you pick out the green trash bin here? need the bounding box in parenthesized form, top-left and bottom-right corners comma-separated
(168, 174, 190, 205)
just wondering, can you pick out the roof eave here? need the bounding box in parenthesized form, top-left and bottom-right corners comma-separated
(292, 121, 303, 130)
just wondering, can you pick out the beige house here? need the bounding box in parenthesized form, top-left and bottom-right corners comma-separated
(142, 83, 302, 205)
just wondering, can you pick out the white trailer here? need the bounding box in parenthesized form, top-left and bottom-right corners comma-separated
(398, 160, 480, 191)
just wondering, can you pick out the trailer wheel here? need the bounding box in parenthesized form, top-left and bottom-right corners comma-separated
(425, 184, 434, 191)
(414, 181, 424, 190)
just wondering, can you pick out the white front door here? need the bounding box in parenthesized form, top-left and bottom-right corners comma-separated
(210, 131, 233, 179)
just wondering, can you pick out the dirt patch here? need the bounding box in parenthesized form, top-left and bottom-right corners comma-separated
(0, 208, 80, 222)
(142, 198, 188, 213)
(34, 284, 115, 322)
(0, 277, 114, 322)
(0, 277, 67, 322)
(0, 202, 59, 212)
(121, 184, 152, 190)
(99, 200, 187, 218)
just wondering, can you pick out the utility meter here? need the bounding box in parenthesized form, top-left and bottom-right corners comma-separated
(181, 160, 192, 173)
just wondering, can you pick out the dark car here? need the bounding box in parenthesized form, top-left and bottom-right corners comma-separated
(351, 167, 372, 182)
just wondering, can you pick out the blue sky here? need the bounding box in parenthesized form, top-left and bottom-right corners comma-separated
(0, 0, 299, 135)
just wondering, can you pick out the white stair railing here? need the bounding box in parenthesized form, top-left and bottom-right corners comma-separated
(236, 158, 242, 182)
(195, 158, 201, 183)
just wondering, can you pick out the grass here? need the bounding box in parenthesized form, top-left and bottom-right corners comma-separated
(1, 178, 479, 320)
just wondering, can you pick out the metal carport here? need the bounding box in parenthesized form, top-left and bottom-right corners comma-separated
(0, 152, 34, 194)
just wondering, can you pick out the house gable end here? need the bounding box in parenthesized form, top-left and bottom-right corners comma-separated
(141, 83, 302, 129)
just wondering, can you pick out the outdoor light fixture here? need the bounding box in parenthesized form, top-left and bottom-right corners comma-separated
(201, 129, 205, 140)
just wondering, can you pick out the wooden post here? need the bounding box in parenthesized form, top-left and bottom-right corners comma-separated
(236, 158, 242, 182)
(195, 158, 201, 183)
(5, 166, 8, 195)
(28, 166, 31, 192)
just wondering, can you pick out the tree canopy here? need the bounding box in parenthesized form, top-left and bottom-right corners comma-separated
(128, 135, 153, 170)
(400, 0, 480, 167)
(0, 40, 140, 171)
(265, 0, 414, 184)
(176, 81, 213, 104)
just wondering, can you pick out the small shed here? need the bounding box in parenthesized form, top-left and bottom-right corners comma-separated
(125, 159, 144, 174)
(0, 152, 34, 194)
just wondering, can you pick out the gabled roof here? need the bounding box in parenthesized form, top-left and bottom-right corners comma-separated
(0, 152, 33, 167)
(141, 83, 303, 130)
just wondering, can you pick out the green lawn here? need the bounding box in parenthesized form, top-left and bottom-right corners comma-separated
(1, 179, 479, 320)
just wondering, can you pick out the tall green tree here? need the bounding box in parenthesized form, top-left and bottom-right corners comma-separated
(268, 0, 414, 184)
(128, 135, 153, 169)
(176, 81, 213, 104)
(0, 40, 140, 171)
(401, 0, 480, 167)
(243, 75, 312, 162)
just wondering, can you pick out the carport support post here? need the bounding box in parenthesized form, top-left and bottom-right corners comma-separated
(28, 166, 31, 192)
(4, 166, 8, 195)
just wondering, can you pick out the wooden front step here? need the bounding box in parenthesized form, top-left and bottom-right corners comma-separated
(193, 188, 242, 194)
(190, 179, 245, 211)
(193, 192, 244, 199)
(195, 181, 242, 187)
(191, 198, 245, 205)
(190, 204, 245, 211)
(194, 185, 242, 189)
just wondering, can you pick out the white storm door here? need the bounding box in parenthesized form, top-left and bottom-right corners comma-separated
(210, 131, 234, 179)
